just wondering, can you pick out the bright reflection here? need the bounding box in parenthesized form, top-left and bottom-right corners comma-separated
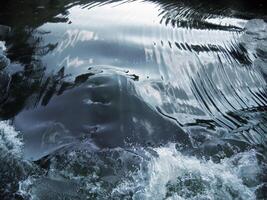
(69, 0, 160, 26)
(39, 0, 244, 80)
(35, 0, 265, 127)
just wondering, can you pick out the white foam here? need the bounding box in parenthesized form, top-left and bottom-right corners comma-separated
(0, 120, 23, 155)
(114, 144, 259, 200)
(0, 41, 6, 53)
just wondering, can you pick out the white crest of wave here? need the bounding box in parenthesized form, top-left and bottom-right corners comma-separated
(0, 120, 23, 155)
(114, 144, 258, 200)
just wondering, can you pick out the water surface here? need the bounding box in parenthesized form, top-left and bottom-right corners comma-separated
(0, 0, 266, 199)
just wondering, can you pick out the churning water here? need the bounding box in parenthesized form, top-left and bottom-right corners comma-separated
(0, 0, 266, 199)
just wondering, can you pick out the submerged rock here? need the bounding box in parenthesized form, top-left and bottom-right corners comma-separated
(0, 25, 11, 40)
(0, 54, 10, 70)
(0, 41, 11, 104)
(0, 72, 10, 104)
(14, 72, 191, 160)
(19, 177, 85, 200)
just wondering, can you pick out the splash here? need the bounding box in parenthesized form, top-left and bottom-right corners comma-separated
(114, 144, 260, 200)
(0, 121, 23, 155)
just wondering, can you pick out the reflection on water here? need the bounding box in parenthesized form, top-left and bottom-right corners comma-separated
(0, 0, 266, 199)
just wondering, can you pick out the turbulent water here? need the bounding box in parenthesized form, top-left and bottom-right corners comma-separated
(0, 0, 267, 199)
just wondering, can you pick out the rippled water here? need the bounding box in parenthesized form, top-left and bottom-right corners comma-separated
(0, 0, 266, 199)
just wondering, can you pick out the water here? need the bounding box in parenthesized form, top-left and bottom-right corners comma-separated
(0, 0, 266, 199)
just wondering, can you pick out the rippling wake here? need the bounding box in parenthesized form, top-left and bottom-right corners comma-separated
(0, 0, 266, 199)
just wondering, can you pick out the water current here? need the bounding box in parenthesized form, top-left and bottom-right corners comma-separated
(0, 0, 266, 199)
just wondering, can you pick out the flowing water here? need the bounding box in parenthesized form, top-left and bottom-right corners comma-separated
(0, 0, 266, 199)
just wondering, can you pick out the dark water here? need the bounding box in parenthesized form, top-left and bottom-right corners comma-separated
(0, 0, 267, 199)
